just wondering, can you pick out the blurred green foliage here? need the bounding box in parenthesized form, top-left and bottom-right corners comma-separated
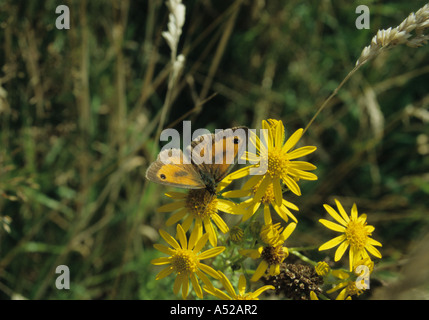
(0, 0, 428, 299)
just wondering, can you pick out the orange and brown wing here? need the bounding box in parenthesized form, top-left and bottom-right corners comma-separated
(145, 148, 205, 189)
(191, 127, 248, 183)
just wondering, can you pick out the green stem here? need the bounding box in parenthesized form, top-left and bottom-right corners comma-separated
(303, 65, 360, 134)
(289, 249, 317, 267)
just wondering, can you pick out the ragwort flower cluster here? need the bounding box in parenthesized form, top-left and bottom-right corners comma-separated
(150, 119, 320, 299)
(149, 119, 382, 300)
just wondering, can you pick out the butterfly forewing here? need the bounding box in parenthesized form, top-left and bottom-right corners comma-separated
(145, 148, 206, 189)
(190, 127, 248, 183)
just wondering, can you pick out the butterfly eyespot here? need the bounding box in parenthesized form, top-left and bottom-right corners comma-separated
(233, 137, 240, 144)
(160, 174, 166, 180)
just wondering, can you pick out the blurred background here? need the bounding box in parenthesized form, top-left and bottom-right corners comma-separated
(0, 0, 428, 299)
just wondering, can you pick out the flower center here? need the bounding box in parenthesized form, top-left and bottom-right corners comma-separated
(171, 249, 198, 274)
(345, 220, 369, 250)
(261, 245, 287, 265)
(266, 149, 289, 178)
(185, 189, 218, 219)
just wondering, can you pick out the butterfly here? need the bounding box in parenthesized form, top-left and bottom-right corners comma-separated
(145, 127, 248, 195)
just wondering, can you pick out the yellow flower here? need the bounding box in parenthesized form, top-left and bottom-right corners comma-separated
(328, 258, 374, 300)
(315, 261, 331, 277)
(240, 222, 296, 281)
(222, 178, 299, 225)
(226, 119, 317, 204)
(204, 272, 274, 300)
(318, 199, 382, 271)
(310, 291, 319, 300)
(229, 226, 244, 243)
(151, 224, 225, 299)
(157, 186, 236, 247)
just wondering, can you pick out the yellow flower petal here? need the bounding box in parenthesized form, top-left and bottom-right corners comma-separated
(153, 244, 175, 256)
(287, 145, 317, 159)
(251, 260, 269, 282)
(238, 274, 247, 296)
(181, 275, 189, 300)
(282, 175, 301, 196)
(166, 207, 188, 226)
(261, 122, 272, 149)
(365, 225, 375, 233)
(173, 273, 185, 295)
(242, 201, 260, 221)
(349, 246, 357, 271)
(334, 199, 351, 224)
(217, 178, 233, 192)
(244, 151, 262, 163)
(351, 203, 358, 220)
(263, 204, 272, 225)
(198, 263, 221, 279)
(225, 166, 251, 180)
(221, 189, 250, 198)
(204, 218, 217, 247)
(310, 291, 319, 300)
(273, 202, 297, 223)
(240, 248, 262, 259)
(327, 280, 348, 294)
(155, 266, 174, 280)
(336, 288, 348, 300)
(274, 120, 285, 148)
(219, 271, 237, 298)
(251, 285, 275, 298)
(164, 192, 187, 199)
(319, 234, 346, 251)
(273, 177, 283, 206)
(366, 244, 382, 258)
(358, 213, 367, 224)
(157, 201, 186, 213)
(216, 199, 237, 215)
(281, 200, 296, 212)
(323, 204, 348, 227)
(182, 214, 194, 232)
(331, 269, 350, 280)
(334, 240, 349, 262)
(196, 269, 215, 290)
(198, 246, 225, 260)
(151, 257, 171, 266)
(367, 237, 382, 247)
(269, 263, 280, 276)
(282, 222, 297, 240)
(204, 286, 232, 300)
(253, 175, 272, 202)
(193, 232, 209, 253)
(288, 161, 317, 171)
(188, 219, 203, 249)
(190, 272, 203, 298)
(288, 168, 318, 181)
(159, 229, 181, 249)
(282, 128, 303, 153)
(319, 219, 346, 232)
(176, 224, 188, 250)
(211, 212, 229, 234)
